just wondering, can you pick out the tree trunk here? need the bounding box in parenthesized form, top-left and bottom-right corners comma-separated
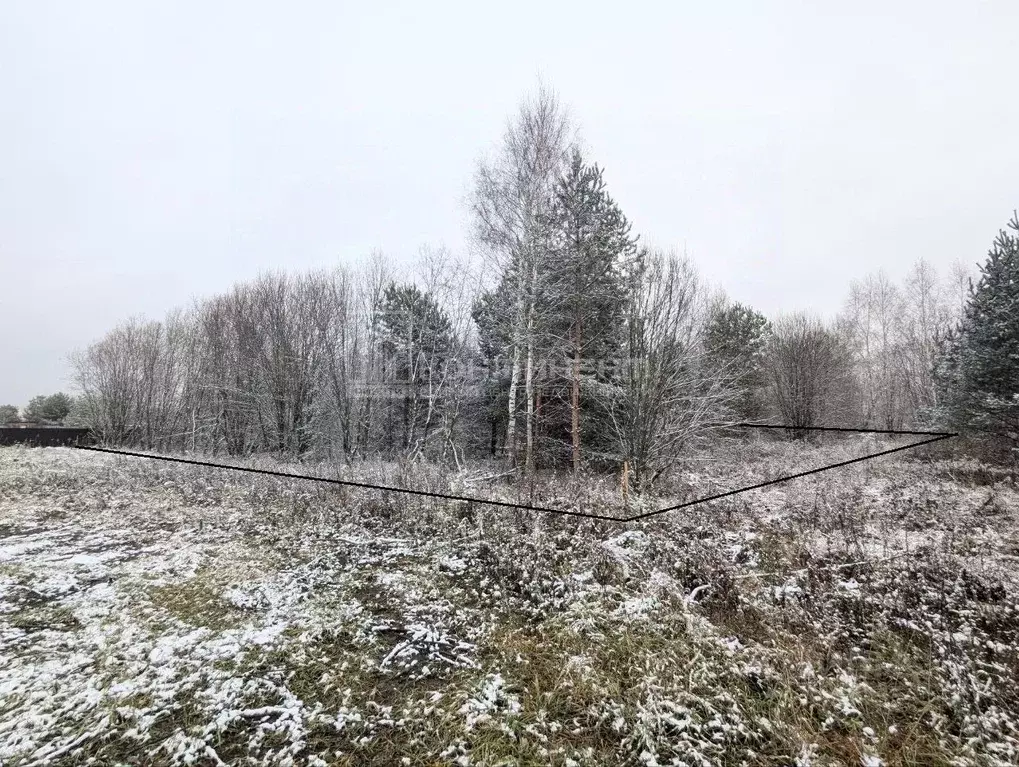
(506, 340, 521, 468)
(524, 310, 536, 474)
(525, 334, 535, 474)
(571, 324, 581, 472)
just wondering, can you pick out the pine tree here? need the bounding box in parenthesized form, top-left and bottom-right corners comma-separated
(378, 283, 454, 455)
(24, 392, 74, 424)
(704, 303, 771, 422)
(471, 280, 515, 457)
(546, 148, 637, 471)
(937, 212, 1019, 448)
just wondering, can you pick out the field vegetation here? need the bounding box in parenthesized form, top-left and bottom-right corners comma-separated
(2, 437, 1017, 766)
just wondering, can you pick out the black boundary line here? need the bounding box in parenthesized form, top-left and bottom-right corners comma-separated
(627, 433, 956, 522)
(71, 425, 957, 523)
(72, 444, 618, 521)
(716, 422, 955, 437)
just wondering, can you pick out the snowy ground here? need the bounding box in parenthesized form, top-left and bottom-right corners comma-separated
(1, 441, 1017, 766)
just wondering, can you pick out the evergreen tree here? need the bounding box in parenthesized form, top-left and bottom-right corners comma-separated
(704, 303, 771, 421)
(471, 281, 515, 457)
(936, 212, 1019, 449)
(545, 148, 638, 470)
(24, 392, 74, 424)
(378, 283, 454, 455)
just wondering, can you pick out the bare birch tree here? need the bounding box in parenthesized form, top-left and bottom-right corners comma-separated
(897, 259, 953, 419)
(605, 249, 728, 491)
(838, 271, 905, 428)
(469, 84, 572, 472)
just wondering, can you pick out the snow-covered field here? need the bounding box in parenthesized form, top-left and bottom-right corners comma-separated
(1, 441, 1017, 766)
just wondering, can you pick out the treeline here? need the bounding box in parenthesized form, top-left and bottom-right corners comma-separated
(69, 87, 1019, 478)
(71, 250, 480, 463)
(0, 394, 76, 425)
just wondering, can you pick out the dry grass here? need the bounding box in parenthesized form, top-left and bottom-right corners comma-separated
(0, 437, 1017, 765)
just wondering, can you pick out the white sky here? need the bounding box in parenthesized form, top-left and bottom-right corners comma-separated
(1, 1, 1017, 405)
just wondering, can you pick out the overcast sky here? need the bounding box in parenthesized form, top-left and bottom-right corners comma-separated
(1, 1, 1016, 406)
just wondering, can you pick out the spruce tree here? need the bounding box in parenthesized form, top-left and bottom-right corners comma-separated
(936, 212, 1019, 448)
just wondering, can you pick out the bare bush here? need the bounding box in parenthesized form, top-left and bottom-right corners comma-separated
(766, 312, 853, 431)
